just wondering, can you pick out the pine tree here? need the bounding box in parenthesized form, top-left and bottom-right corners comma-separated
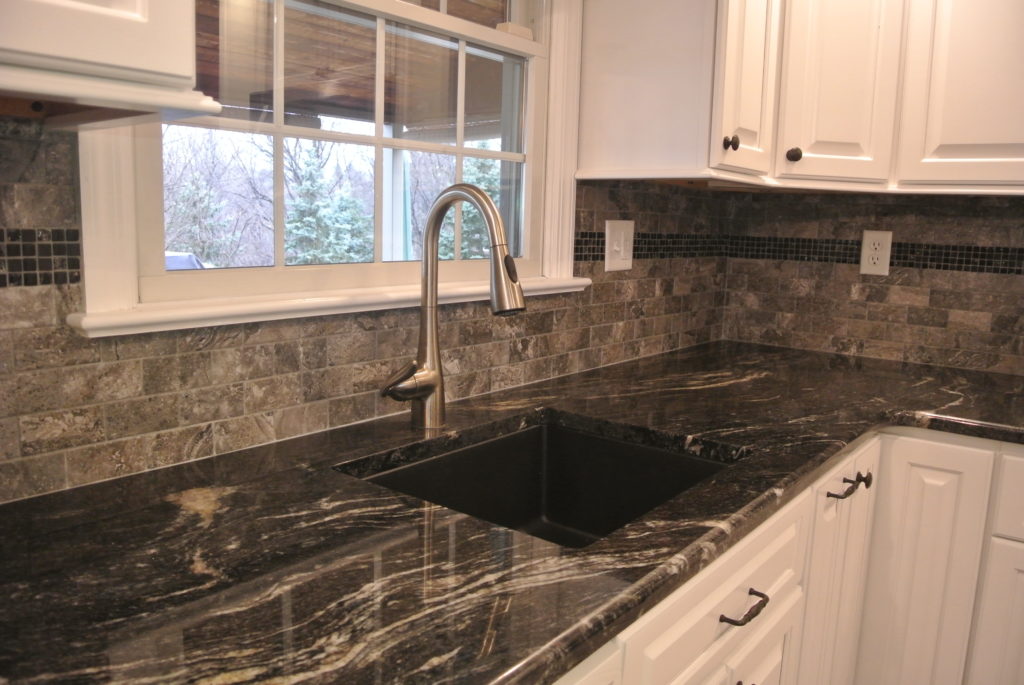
(461, 153, 503, 259)
(285, 141, 373, 265)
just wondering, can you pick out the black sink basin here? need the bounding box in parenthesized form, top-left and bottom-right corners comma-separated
(344, 423, 723, 548)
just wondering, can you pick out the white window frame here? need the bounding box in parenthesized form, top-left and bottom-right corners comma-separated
(68, 0, 587, 338)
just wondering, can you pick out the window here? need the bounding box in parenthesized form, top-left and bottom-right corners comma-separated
(71, 0, 586, 337)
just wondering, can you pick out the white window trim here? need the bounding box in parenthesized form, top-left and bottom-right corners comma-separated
(68, 0, 588, 338)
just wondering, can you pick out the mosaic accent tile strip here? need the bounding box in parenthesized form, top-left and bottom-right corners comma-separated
(0, 229, 81, 287)
(573, 231, 1024, 275)
(723, 235, 861, 264)
(891, 242, 1024, 274)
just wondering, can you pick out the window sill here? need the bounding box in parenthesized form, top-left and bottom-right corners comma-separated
(66, 276, 592, 338)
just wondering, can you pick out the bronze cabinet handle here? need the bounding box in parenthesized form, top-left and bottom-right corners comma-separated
(827, 477, 859, 499)
(827, 470, 874, 499)
(720, 588, 770, 626)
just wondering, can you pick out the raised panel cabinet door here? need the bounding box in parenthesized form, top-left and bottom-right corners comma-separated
(774, 0, 903, 182)
(854, 431, 994, 685)
(963, 537, 1024, 685)
(709, 0, 782, 176)
(0, 0, 195, 87)
(897, 0, 1024, 184)
(825, 443, 879, 685)
(797, 438, 880, 685)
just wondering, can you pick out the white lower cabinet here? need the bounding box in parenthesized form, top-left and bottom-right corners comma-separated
(617, 489, 810, 685)
(556, 488, 813, 685)
(553, 640, 623, 685)
(964, 537, 1024, 684)
(855, 427, 995, 685)
(557, 428, 1023, 685)
(964, 442, 1024, 685)
(797, 436, 879, 685)
(719, 588, 804, 685)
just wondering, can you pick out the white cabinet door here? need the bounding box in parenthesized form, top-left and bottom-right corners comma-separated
(709, 0, 782, 176)
(854, 429, 994, 685)
(798, 437, 879, 685)
(896, 0, 1024, 184)
(0, 0, 195, 86)
(964, 537, 1024, 685)
(774, 0, 903, 182)
(576, 0, 717, 179)
(827, 443, 879, 684)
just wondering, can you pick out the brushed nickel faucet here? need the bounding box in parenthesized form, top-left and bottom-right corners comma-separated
(380, 183, 525, 430)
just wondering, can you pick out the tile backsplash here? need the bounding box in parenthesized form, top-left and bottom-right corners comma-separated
(0, 119, 1021, 503)
(719, 191, 1023, 373)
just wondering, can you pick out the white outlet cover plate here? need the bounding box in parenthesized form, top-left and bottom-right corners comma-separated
(605, 220, 634, 271)
(860, 229, 892, 276)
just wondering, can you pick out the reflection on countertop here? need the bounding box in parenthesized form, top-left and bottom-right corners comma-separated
(1, 341, 1021, 684)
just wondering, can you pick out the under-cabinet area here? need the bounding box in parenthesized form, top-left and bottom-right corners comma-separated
(558, 427, 1024, 685)
(0, 0, 219, 121)
(577, 0, 1024, 192)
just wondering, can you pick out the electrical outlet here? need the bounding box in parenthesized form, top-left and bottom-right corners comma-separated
(860, 230, 892, 276)
(605, 220, 634, 271)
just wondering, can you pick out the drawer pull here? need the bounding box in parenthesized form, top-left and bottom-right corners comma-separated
(827, 477, 859, 499)
(720, 588, 770, 626)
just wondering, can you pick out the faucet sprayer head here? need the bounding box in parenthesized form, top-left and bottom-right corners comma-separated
(430, 183, 524, 318)
(489, 248, 525, 317)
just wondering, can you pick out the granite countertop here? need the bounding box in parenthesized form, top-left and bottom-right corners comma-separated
(1, 342, 1021, 684)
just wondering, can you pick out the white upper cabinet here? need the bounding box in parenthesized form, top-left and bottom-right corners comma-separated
(896, 0, 1024, 185)
(577, 0, 1024, 192)
(0, 0, 219, 120)
(774, 0, 904, 183)
(710, 0, 782, 176)
(576, 0, 717, 179)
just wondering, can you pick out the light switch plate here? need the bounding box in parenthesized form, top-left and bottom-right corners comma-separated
(605, 220, 634, 271)
(860, 230, 892, 276)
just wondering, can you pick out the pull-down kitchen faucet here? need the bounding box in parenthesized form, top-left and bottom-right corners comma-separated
(380, 183, 525, 430)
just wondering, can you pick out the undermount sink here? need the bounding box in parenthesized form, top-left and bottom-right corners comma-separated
(337, 421, 724, 548)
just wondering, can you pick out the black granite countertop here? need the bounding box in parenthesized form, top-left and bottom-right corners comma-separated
(1, 342, 1021, 684)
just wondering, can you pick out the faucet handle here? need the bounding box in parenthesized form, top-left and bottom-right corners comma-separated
(381, 360, 418, 398)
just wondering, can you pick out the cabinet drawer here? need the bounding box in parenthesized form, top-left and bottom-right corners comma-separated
(618, 490, 811, 684)
(992, 445, 1024, 542)
(553, 640, 623, 685)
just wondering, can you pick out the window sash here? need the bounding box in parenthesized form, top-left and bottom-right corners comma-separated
(137, 1, 539, 303)
(69, 0, 586, 338)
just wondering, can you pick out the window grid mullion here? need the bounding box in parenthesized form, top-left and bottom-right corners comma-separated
(273, 0, 286, 268)
(374, 16, 386, 264)
(170, 116, 525, 163)
(454, 39, 466, 260)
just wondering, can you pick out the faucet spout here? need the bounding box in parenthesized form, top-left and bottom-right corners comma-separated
(381, 183, 525, 430)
